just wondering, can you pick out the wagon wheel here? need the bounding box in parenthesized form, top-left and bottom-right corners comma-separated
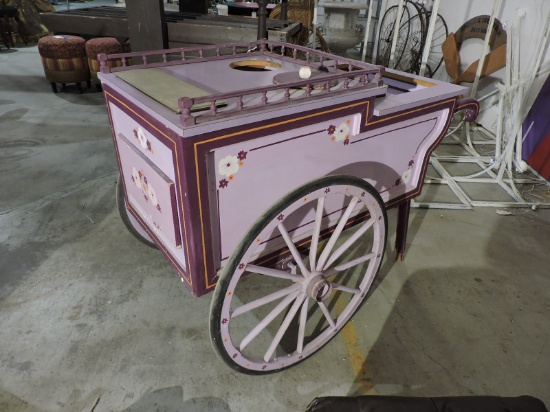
(210, 175, 387, 374)
(423, 12, 448, 77)
(394, 3, 426, 74)
(116, 175, 157, 249)
(376, 4, 411, 68)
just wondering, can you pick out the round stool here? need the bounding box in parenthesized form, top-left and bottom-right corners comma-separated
(86, 37, 129, 91)
(38, 35, 90, 94)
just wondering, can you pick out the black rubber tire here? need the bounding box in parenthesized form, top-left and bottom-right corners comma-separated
(209, 175, 387, 375)
(116, 175, 157, 249)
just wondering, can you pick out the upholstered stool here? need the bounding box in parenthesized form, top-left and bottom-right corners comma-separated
(86, 37, 128, 91)
(38, 35, 91, 93)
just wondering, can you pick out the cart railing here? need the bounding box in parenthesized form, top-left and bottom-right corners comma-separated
(98, 39, 385, 127)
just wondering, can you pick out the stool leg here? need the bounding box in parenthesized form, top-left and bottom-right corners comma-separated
(86, 79, 91, 88)
(50, 82, 58, 93)
(76, 83, 83, 94)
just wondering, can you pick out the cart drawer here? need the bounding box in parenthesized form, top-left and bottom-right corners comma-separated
(116, 133, 182, 249)
(109, 102, 177, 181)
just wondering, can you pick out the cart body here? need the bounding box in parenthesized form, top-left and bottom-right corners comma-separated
(99, 40, 476, 297)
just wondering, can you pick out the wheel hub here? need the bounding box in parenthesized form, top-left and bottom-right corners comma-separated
(305, 273, 333, 302)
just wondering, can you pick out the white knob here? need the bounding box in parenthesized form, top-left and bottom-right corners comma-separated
(299, 66, 312, 79)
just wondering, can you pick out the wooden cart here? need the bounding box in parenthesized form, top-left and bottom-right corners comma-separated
(98, 39, 478, 374)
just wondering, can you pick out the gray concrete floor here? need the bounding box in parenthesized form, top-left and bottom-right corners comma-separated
(1, 40, 550, 411)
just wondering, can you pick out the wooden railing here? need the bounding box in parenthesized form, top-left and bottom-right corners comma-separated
(98, 39, 385, 127)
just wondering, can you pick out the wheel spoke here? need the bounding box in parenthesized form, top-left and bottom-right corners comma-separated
(278, 222, 310, 276)
(316, 196, 360, 271)
(263, 293, 307, 362)
(239, 289, 301, 351)
(322, 252, 376, 279)
(317, 301, 336, 329)
(309, 197, 325, 272)
(297, 298, 309, 354)
(331, 283, 360, 294)
(246, 264, 303, 282)
(231, 283, 301, 319)
(333, 252, 376, 272)
(323, 216, 375, 270)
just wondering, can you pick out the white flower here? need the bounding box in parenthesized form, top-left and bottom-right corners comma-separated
(401, 168, 412, 184)
(132, 167, 141, 190)
(148, 184, 158, 207)
(137, 127, 148, 149)
(333, 121, 350, 142)
(218, 155, 240, 177)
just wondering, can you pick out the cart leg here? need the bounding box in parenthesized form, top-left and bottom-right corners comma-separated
(395, 200, 411, 261)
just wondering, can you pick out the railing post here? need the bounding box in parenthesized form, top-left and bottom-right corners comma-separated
(179, 97, 196, 126)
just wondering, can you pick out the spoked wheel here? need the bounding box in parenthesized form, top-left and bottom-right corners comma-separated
(210, 175, 387, 374)
(395, 3, 426, 74)
(423, 12, 448, 77)
(376, 4, 411, 68)
(116, 175, 157, 249)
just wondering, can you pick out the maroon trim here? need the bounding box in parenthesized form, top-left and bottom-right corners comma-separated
(168, 183, 182, 248)
(454, 97, 480, 123)
(353, 117, 436, 145)
(249, 129, 326, 152)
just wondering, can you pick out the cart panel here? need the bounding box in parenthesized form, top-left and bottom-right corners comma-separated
(211, 106, 450, 267)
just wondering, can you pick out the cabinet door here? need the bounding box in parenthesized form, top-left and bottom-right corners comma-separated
(117, 133, 182, 250)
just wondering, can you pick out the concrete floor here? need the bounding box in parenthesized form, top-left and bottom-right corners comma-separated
(1, 32, 550, 412)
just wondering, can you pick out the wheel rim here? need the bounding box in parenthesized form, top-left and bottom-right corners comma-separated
(394, 3, 426, 74)
(210, 176, 387, 373)
(425, 13, 448, 77)
(377, 5, 411, 68)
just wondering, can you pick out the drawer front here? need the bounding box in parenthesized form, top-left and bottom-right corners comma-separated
(109, 102, 176, 181)
(117, 133, 183, 250)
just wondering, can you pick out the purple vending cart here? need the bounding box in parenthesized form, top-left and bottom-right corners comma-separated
(98, 40, 478, 374)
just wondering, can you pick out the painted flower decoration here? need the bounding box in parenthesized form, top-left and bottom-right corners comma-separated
(218, 155, 240, 177)
(219, 179, 229, 189)
(137, 127, 148, 150)
(333, 121, 350, 142)
(132, 167, 141, 190)
(237, 150, 248, 161)
(327, 125, 336, 135)
(401, 168, 412, 184)
(148, 184, 159, 208)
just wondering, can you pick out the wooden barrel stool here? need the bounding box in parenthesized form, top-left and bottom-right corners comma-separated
(38, 35, 91, 94)
(86, 37, 129, 91)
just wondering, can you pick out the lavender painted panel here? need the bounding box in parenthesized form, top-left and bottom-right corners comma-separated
(109, 103, 177, 181)
(212, 108, 450, 263)
(117, 134, 183, 253)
